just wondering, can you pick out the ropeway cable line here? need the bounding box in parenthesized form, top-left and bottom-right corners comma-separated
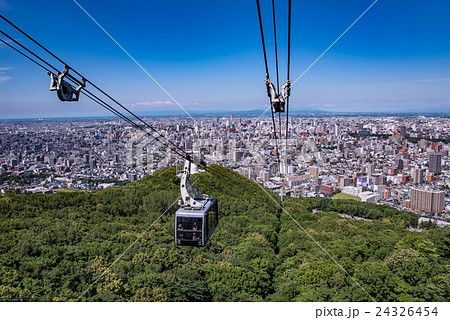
(256, 0, 280, 174)
(0, 32, 187, 161)
(0, 23, 234, 189)
(0, 14, 187, 156)
(0, 15, 175, 152)
(256, 0, 292, 201)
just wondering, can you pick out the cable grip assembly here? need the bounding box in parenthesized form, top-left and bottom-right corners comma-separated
(48, 65, 85, 102)
(266, 74, 290, 113)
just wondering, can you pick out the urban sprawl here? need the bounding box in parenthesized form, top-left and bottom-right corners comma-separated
(1, 115, 449, 228)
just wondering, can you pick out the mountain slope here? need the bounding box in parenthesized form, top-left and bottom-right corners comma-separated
(0, 165, 448, 301)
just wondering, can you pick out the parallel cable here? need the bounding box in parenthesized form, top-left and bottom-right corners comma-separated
(278, 112, 282, 140)
(0, 29, 191, 163)
(82, 87, 195, 162)
(0, 29, 59, 74)
(285, 0, 291, 141)
(85, 88, 187, 159)
(81, 84, 225, 180)
(272, 0, 283, 180)
(81, 87, 229, 185)
(81, 91, 186, 159)
(0, 38, 52, 74)
(277, 112, 282, 177)
(283, 0, 292, 178)
(271, 110, 281, 174)
(0, 35, 134, 135)
(2, 14, 275, 185)
(1, 14, 64, 63)
(256, 0, 269, 77)
(255, 0, 285, 177)
(271, 0, 280, 92)
(0, 14, 186, 157)
(1, 27, 227, 183)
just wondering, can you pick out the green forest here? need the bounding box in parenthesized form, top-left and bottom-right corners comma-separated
(0, 165, 448, 301)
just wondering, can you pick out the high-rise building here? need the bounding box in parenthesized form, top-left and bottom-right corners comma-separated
(367, 163, 375, 176)
(408, 188, 445, 213)
(411, 168, 424, 184)
(334, 124, 340, 136)
(428, 153, 442, 173)
(395, 158, 404, 170)
(403, 158, 410, 169)
(260, 171, 270, 182)
(379, 174, 387, 185)
(338, 175, 351, 188)
(232, 151, 243, 162)
(89, 159, 97, 170)
(309, 166, 320, 177)
(399, 125, 407, 137)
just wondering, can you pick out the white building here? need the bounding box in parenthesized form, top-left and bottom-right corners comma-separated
(359, 191, 378, 203)
(342, 186, 362, 197)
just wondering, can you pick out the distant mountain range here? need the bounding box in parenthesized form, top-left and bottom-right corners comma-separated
(1, 107, 448, 121)
(137, 107, 331, 117)
(136, 107, 449, 118)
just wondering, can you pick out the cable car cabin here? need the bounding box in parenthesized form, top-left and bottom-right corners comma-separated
(175, 198, 218, 247)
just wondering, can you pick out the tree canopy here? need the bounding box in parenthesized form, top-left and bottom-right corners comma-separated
(0, 165, 448, 301)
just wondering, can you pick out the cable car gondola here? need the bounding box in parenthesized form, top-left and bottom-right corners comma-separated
(175, 159, 218, 247)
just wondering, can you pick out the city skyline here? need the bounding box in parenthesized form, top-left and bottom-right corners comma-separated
(1, 115, 448, 215)
(1, 0, 450, 119)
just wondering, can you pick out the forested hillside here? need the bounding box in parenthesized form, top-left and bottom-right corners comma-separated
(0, 165, 448, 301)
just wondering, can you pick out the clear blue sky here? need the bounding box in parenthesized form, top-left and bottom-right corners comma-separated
(0, 0, 449, 119)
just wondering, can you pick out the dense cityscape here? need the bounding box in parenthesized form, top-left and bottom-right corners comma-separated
(1, 114, 449, 227)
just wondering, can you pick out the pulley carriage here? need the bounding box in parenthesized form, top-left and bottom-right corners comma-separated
(48, 65, 85, 102)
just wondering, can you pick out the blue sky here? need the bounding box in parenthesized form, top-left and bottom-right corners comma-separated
(0, 0, 449, 119)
